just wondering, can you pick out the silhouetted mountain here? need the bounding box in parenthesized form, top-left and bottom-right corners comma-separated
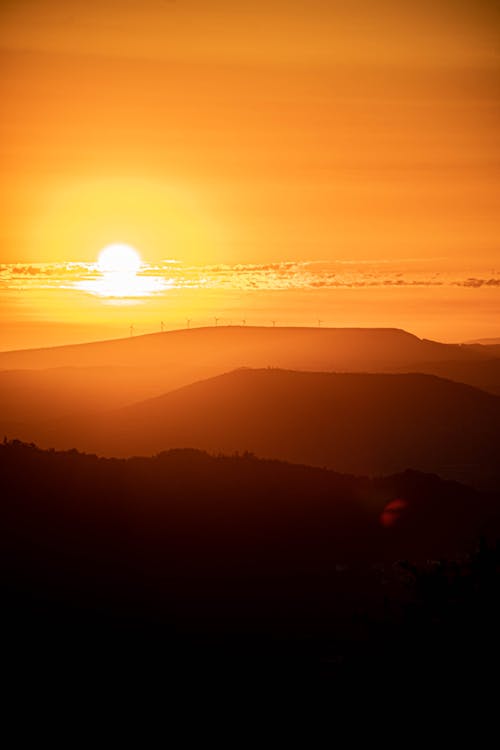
(465, 337, 500, 346)
(392, 358, 500, 395)
(0, 326, 483, 371)
(0, 366, 187, 423)
(2, 441, 499, 676)
(27, 369, 500, 490)
(466, 343, 500, 359)
(2, 327, 499, 436)
(0, 326, 500, 446)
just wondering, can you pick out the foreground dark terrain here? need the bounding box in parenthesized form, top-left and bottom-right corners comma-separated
(3, 440, 500, 677)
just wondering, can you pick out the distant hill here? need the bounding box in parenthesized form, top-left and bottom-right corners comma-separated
(2, 326, 500, 433)
(465, 343, 500, 360)
(21, 369, 500, 490)
(391, 358, 500, 396)
(0, 366, 190, 423)
(465, 338, 500, 346)
(0, 326, 486, 372)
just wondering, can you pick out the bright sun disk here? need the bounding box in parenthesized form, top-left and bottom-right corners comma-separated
(98, 244, 141, 275)
(75, 242, 166, 299)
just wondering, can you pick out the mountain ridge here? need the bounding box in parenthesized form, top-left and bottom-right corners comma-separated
(0, 325, 486, 370)
(12, 368, 499, 490)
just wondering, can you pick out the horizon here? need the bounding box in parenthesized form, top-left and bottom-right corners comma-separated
(1, 253, 499, 349)
(0, 321, 497, 355)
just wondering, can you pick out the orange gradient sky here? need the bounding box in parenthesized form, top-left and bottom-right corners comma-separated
(0, 1, 499, 348)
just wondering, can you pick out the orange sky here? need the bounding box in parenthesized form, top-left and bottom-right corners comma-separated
(0, 1, 499, 347)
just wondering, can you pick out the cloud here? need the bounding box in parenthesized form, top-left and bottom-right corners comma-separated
(1, 260, 499, 297)
(454, 277, 500, 288)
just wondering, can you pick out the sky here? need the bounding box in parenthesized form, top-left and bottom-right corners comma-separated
(0, 1, 499, 348)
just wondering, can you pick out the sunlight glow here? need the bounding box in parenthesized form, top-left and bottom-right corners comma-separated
(98, 244, 141, 275)
(75, 244, 169, 300)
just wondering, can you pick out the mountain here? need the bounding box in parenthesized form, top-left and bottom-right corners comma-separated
(465, 338, 500, 346)
(22, 369, 500, 490)
(391, 358, 500, 396)
(0, 366, 191, 423)
(465, 343, 500, 359)
(0, 326, 487, 373)
(2, 326, 500, 433)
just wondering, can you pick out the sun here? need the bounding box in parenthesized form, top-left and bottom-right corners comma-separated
(98, 243, 141, 275)
(76, 241, 165, 298)
(79, 242, 165, 299)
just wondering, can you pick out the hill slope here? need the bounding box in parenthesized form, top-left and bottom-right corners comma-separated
(0, 326, 487, 372)
(23, 369, 500, 490)
(2, 326, 500, 431)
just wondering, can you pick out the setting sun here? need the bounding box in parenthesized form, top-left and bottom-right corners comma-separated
(98, 244, 142, 275)
(74, 242, 167, 300)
